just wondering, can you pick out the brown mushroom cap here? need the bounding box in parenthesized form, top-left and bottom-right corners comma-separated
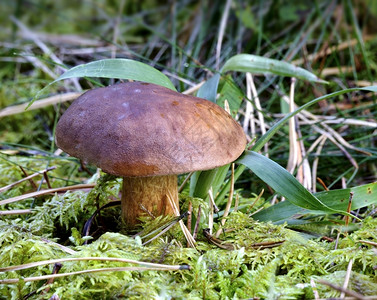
(56, 82, 246, 177)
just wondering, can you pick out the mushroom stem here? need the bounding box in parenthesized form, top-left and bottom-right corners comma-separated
(121, 175, 179, 229)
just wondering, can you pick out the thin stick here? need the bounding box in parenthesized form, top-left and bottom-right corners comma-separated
(41, 263, 63, 296)
(215, 163, 235, 238)
(358, 240, 377, 247)
(43, 172, 52, 189)
(317, 279, 366, 300)
(247, 189, 264, 214)
(291, 35, 374, 65)
(0, 257, 189, 273)
(208, 188, 214, 235)
(286, 78, 297, 174)
(111, 0, 126, 60)
(40, 238, 77, 255)
(317, 177, 329, 191)
(182, 81, 205, 95)
(244, 73, 255, 136)
(178, 172, 194, 193)
(295, 115, 312, 190)
(224, 100, 231, 114)
(187, 202, 192, 244)
(193, 205, 201, 240)
(311, 135, 327, 192)
(344, 192, 354, 228)
(310, 278, 320, 300)
(234, 194, 239, 212)
(19, 166, 37, 190)
(215, 0, 232, 70)
(0, 266, 187, 284)
(341, 259, 353, 299)
(10, 16, 82, 91)
(0, 209, 32, 215)
(208, 187, 219, 213)
(0, 184, 95, 206)
(300, 110, 371, 157)
(0, 92, 82, 118)
(249, 73, 268, 155)
(167, 191, 196, 248)
(142, 212, 189, 246)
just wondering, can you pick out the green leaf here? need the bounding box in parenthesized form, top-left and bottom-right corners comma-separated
(217, 75, 244, 117)
(191, 168, 219, 200)
(221, 53, 327, 83)
(216, 86, 377, 204)
(237, 151, 348, 214)
(55, 59, 176, 90)
(196, 73, 220, 103)
(30, 59, 176, 108)
(254, 182, 377, 222)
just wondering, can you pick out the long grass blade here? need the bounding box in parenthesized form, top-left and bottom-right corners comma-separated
(31, 58, 176, 107)
(221, 54, 327, 83)
(237, 151, 345, 214)
(254, 181, 377, 222)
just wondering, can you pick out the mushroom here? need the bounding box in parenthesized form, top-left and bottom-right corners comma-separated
(55, 82, 246, 229)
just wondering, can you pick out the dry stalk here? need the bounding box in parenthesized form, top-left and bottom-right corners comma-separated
(0, 184, 95, 206)
(178, 172, 194, 192)
(309, 135, 327, 192)
(186, 201, 192, 247)
(10, 16, 82, 91)
(208, 187, 214, 235)
(0, 166, 56, 193)
(215, 0, 232, 70)
(296, 122, 312, 190)
(167, 191, 196, 248)
(244, 72, 256, 136)
(215, 163, 235, 238)
(316, 279, 366, 300)
(248, 189, 264, 215)
(248, 73, 268, 155)
(291, 35, 375, 65)
(193, 205, 201, 240)
(0, 266, 188, 284)
(310, 278, 320, 300)
(0, 92, 82, 118)
(0, 209, 32, 216)
(182, 81, 205, 95)
(286, 78, 298, 174)
(341, 259, 354, 299)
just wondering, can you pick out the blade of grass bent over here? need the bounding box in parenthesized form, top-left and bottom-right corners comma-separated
(254, 181, 377, 222)
(221, 54, 327, 83)
(237, 151, 349, 214)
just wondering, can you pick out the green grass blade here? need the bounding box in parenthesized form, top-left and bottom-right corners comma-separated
(215, 86, 377, 204)
(54, 59, 176, 90)
(191, 169, 219, 200)
(254, 182, 377, 222)
(196, 73, 220, 102)
(237, 151, 338, 212)
(31, 59, 176, 108)
(253, 200, 304, 223)
(221, 54, 327, 83)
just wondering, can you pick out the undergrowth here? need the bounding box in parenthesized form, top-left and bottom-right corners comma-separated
(1, 1, 377, 299)
(1, 160, 377, 299)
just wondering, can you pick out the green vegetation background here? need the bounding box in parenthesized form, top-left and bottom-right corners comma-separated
(0, 0, 377, 299)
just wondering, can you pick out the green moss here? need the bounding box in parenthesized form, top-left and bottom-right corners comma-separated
(1, 160, 377, 299)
